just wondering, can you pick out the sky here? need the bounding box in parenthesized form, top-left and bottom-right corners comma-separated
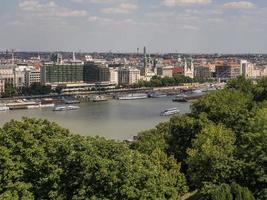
(0, 0, 267, 53)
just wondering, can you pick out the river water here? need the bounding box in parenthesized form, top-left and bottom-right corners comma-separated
(0, 97, 191, 140)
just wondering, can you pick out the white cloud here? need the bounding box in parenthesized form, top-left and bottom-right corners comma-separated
(222, 1, 256, 10)
(101, 3, 138, 14)
(163, 0, 212, 7)
(19, 0, 88, 18)
(71, 0, 119, 4)
(88, 16, 113, 22)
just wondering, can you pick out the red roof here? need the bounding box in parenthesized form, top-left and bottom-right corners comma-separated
(173, 67, 184, 75)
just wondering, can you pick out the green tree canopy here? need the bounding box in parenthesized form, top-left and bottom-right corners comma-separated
(0, 118, 188, 200)
(191, 90, 253, 134)
(186, 124, 236, 188)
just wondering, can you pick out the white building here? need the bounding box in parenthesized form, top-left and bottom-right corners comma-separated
(0, 65, 15, 85)
(184, 58, 194, 79)
(109, 68, 119, 85)
(240, 60, 254, 78)
(157, 66, 173, 77)
(25, 68, 41, 87)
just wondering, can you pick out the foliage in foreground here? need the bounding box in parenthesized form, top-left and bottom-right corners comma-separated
(0, 118, 187, 200)
(132, 76, 267, 199)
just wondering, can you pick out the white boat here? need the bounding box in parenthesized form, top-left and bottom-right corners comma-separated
(0, 106, 9, 111)
(40, 103, 55, 108)
(53, 105, 66, 111)
(92, 95, 108, 102)
(117, 93, 148, 100)
(67, 105, 80, 110)
(148, 92, 167, 98)
(27, 105, 41, 109)
(160, 108, 180, 116)
(192, 89, 203, 94)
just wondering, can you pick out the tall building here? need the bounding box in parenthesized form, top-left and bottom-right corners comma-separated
(184, 58, 194, 78)
(194, 66, 211, 79)
(25, 68, 40, 87)
(118, 67, 140, 85)
(109, 68, 119, 85)
(41, 61, 84, 85)
(84, 62, 110, 83)
(215, 65, 240, 79)
(240, 60, 254, 78)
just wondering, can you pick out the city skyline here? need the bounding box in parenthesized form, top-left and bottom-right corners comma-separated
(1, 0, 267, 53)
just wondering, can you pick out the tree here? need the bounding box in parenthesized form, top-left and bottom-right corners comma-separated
(237, 107, 267, 197)
(130, 122, 169, 155)
(0, 118, 188, 200)
(191, 90, 253, 134)
(186, 124, 236, 188)
(199, 183, 254, 200)
(2, 83, 18, 97)
(167, 115, 208, 164)
(253, 76, 267, 102)
(226, 76, 254, 96)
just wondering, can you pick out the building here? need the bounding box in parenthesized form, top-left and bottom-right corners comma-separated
(172, 67, 184, 76)
(41, 61, 84, 85)
(118, 67, 140, 85)
(194, 66, 211, 79)
(109, 68, 119, 85)
(84, 62, 110, 83)
(184, 58, 194, 78)
(25, 68, 40, 87)
(157, 66, 173, 77)
(215, 64, 240, 79)
(0, 65, 15, 85)
(0, 78, 5, 93)
(240, 60, 254, 78)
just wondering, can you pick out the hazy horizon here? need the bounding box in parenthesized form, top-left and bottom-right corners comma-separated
(1, 0, 267, 54)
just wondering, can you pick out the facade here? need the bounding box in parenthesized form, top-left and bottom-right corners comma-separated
(194, 66, 211, 79)
(84, 62, 110, 83)
(41, 61, 84, 84)
(215, 65, 240, 79)
(109, 68, 119, 85)
(157, 66, 173, 77)
(0, 65, 15, 85)
(240, 60, 254, 78)
(25, 69, 40, 87)
(184, 58, 194, 78)
(0, 78, 5, 93)
(118, 67, 140, 85)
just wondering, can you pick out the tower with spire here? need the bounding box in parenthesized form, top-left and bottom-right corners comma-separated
(184, 57, 194, 79)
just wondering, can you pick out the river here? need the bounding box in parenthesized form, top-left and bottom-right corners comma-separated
(0, 97, 191, 140)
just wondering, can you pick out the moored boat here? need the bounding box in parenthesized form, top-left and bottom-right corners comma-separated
(172, 94, 188, 102)
(117, 93, 148, 100)
(148, 92, 167, 98)
(160, 108, 180, 116)
(67, 105, 80, 110)
(92, 95, 108, 102)
(53, 105, 66, 111)
(0, 106, 9, 111)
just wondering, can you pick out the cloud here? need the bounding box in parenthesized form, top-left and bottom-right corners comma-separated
(71, 0, 119, 4)
(163, 0, 212, 7)
(101, 3, 138, 14)
(19, 0, 87, 18)
(222, 1, 256, 10)
(88, 16, 113, 22)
